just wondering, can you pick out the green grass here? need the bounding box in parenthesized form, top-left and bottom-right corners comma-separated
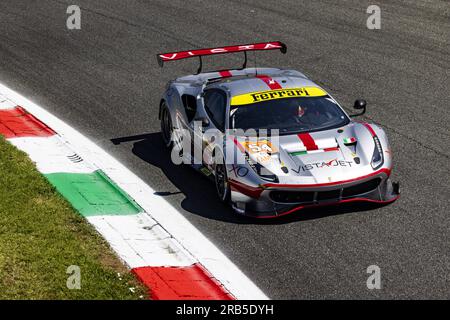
(0, 136, 148, 299)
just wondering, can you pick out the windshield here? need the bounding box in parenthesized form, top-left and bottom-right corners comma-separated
(229, 96, 349, 135)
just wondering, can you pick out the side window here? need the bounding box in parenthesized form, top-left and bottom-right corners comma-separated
(181, 94, 197, 123)
(204, 90, 227, 131)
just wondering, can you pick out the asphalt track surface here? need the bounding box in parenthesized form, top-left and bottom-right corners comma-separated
(1, 0, 449, 299)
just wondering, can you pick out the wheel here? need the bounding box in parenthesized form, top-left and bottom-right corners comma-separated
(214, 158, 230, 203)
(160, 102, 173, 148)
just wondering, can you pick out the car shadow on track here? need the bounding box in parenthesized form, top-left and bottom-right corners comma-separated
(111, 132, 388, 225)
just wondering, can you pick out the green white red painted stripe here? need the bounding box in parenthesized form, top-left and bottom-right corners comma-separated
(0, 88, 266, 300)
(343, 137, 357, 145)
(288, 134, 339, 156)
(289, 146, 339, 156)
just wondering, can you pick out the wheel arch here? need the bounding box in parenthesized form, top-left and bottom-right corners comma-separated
(158, 99, 166, 120)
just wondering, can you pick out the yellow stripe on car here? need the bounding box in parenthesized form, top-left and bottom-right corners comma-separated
(230, 87, 327, 106)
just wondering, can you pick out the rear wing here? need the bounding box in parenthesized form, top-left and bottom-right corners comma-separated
(156, 41, 287, 74)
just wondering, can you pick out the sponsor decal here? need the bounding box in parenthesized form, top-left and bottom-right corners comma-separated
(241, 140, 277, 154)
(200, 167, 212, 176)
(291, 159, 355, 173)
(230, 87, 327, 106)
(159, 42, 283, 61)
(241, 140, 277, 164)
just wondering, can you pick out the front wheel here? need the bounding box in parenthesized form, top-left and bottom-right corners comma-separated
(215, 160, 230, 203)
(160, 102, 173, 148)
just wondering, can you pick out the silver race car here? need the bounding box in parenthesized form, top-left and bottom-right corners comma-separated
(157, 41, 399, 218)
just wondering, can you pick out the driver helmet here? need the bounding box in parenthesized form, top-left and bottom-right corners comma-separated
(297, 105, 306, 117)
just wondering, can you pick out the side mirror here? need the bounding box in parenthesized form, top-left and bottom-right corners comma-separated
(350, 99, 366, 117)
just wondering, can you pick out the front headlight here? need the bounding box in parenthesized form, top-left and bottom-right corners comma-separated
(254, 162, 279, 182)
(245, 154, 279, 183)
(371, 136, 384, 170)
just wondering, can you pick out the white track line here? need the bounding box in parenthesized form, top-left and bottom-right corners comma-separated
(0, 82, 268, 300)
(87, 214, 197, 269)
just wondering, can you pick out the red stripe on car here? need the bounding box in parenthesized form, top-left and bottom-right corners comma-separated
(362, 123, 377, 137)
(232, 136, 245, 153)
(298, 133, 319, 151)
(255, 75, 282, 90)
(256, 195, 400, 219)
(228, 179, 263, 199)
(324, 147, 339, 152)
(219, 70, 232, 78)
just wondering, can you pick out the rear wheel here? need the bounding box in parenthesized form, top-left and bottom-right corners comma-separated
(160, 102, 173, 148)
(215, 159, 230, 203)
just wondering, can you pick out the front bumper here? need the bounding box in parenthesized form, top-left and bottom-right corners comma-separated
(230, 170, 400, 218)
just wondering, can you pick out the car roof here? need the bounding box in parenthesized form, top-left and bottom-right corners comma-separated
(174, 67, 326, 98)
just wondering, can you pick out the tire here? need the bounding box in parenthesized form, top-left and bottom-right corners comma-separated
(160, 102, 173, 148)
(214, 157, 231, 203)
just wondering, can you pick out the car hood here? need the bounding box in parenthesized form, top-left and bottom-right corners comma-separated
(233, 122, 378, 185)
